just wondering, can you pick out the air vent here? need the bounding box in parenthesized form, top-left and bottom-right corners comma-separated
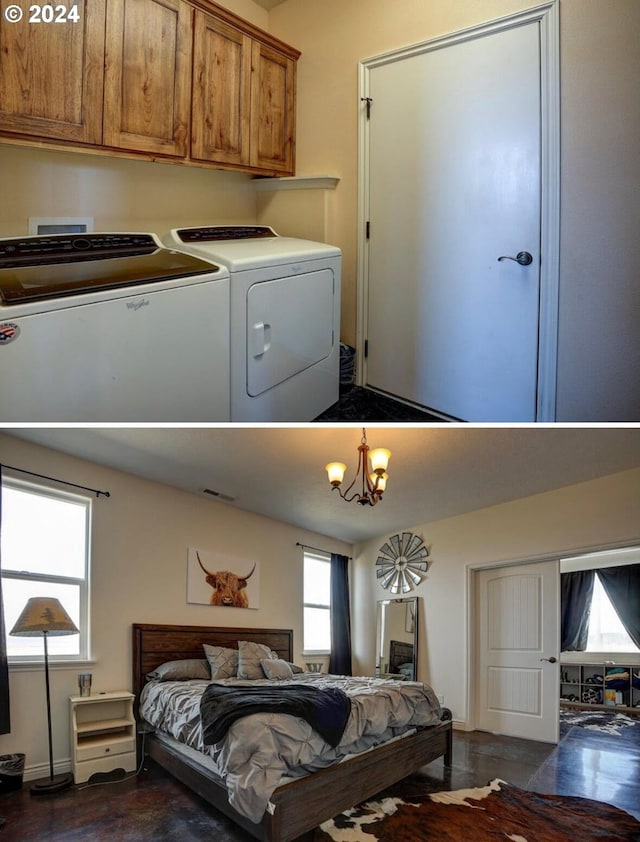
(202, 488, 236, 503)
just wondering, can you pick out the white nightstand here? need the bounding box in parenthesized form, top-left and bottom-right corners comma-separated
(69, 691, 137, 784)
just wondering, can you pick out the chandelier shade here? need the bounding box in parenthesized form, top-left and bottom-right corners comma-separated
(325, 428, 391, 506)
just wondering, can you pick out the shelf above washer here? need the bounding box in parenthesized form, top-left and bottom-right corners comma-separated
(253, 175, 340, 192)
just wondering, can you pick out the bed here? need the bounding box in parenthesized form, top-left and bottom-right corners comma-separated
(132, 623, 452, 842)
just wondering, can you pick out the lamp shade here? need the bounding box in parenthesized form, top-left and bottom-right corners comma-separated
(369, 448, 391, 474)
(326, 462, 347, 486)
(371, 472, 389, 492)
(10, 597, 79, 637)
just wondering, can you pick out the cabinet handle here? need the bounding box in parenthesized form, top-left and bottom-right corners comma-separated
(104, 747, 110, 753)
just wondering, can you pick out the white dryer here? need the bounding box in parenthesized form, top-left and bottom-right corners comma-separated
(163, 226, 341, 422)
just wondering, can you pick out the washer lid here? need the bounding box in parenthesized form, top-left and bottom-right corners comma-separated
(0, 233, 226, 304)
(164, 227, 341, 272)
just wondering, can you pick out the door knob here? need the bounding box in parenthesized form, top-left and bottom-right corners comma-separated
(539, 656, 557, 663)
(498, 251, 533, 266)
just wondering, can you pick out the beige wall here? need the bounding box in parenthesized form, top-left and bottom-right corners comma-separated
(270, 0, 640, 420)
(353, 467, 640, 727)
(0, 146, 259, 238)
(0, 432, 352, 779)
(256, 185, 338, 242)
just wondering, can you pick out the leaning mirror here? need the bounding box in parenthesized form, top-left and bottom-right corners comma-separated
(375, 597, 418, 680)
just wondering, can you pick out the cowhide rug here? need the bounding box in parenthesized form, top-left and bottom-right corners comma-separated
(313, 778, 640, 841)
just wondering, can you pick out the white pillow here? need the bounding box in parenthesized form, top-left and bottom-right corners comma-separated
(261, 658, 294, 680)
(237, 640, 278, 679)
(146, 659, 210, 682)
(203, 644, 238, 679)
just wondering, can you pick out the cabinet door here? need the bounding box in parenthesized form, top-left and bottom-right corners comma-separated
(103, 0, 192, 156)
(191, 12, 251, 166)
(250, 42, 295, 175)
(0, 0, 106, 143)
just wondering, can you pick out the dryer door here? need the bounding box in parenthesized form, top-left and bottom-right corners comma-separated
(246, 269, 335, 396)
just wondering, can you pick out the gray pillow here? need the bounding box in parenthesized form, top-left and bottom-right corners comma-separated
(261, 658, 294, 680)
(237, 640, 278, 679)
(146, 659, 210, 682)
(203, 643, 239, 679)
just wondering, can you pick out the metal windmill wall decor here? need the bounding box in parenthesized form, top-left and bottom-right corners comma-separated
(376, 532, 430, 593)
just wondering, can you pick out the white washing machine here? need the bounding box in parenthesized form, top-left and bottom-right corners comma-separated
(163, 226, 341, 422)
(0, 232, 230, 422)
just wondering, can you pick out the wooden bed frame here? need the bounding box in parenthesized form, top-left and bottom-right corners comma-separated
(132, 623, 452, 842)
(388, 639, 414, 675)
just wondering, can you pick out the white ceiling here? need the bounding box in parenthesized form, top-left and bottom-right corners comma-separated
(7, 427, 640, 544)
(253, 0, 286, 10)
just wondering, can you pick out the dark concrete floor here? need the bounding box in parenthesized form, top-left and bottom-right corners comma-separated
(0, 728, 637, 840)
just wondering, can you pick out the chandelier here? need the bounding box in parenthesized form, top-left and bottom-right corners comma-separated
(325, 428, 391, 506)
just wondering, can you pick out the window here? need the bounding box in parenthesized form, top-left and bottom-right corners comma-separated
(586, 574, 639, 653)
(303, 552, 330, 653)
(1, 476, 91, 661)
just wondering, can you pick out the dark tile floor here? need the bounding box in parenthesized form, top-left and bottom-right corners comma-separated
(314, 385, 446, 422)
(1, 726, 637, 840)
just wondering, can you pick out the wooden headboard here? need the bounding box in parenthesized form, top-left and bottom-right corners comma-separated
(132, 623, 293, 699)
(388, 639, 414, 674)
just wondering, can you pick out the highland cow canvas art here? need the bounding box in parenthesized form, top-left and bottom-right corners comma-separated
(187, 548, 260, 608)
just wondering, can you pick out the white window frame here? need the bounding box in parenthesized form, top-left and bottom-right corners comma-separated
(1, 473, 92, 665)
(303, 551, 331, 655)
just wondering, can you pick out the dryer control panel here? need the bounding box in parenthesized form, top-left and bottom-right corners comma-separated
(175, 226, 277, 243)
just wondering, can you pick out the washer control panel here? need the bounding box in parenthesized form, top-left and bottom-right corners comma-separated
(0, 234, 157, 266)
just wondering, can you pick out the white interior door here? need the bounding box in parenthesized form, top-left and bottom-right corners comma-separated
(475, 560, 560, 743)
(362, 6, 559, 421)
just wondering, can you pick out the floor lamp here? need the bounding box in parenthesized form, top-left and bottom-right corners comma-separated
(10, 597, 79, 795)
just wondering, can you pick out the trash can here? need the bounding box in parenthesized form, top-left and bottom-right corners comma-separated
(0, 753, 25, 793)
(339, 343, 356, 386)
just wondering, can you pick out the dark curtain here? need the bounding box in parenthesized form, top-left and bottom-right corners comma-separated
(328, 553, 352, 675)
(597, 564, 640, 648)
(560, 569, 595, 651)
(0, 465, 10, 734)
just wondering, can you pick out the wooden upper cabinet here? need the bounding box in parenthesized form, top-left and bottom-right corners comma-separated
(192, 10, 297, 175)
(0, 0, 106, 144)
(103, 0, 192, 157)
(250, 42, 295, 174)
(191, 12, 251, 166)
(0, 0, 298, 173)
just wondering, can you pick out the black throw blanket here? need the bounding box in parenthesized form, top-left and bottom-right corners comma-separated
(200, 683, 351, 748)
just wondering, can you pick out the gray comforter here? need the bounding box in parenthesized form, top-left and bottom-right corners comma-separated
(139, 674, 442, 823)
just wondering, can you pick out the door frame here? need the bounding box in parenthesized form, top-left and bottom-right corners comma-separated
(466, 538, 640, 737)
(357, 1, 560, 421)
